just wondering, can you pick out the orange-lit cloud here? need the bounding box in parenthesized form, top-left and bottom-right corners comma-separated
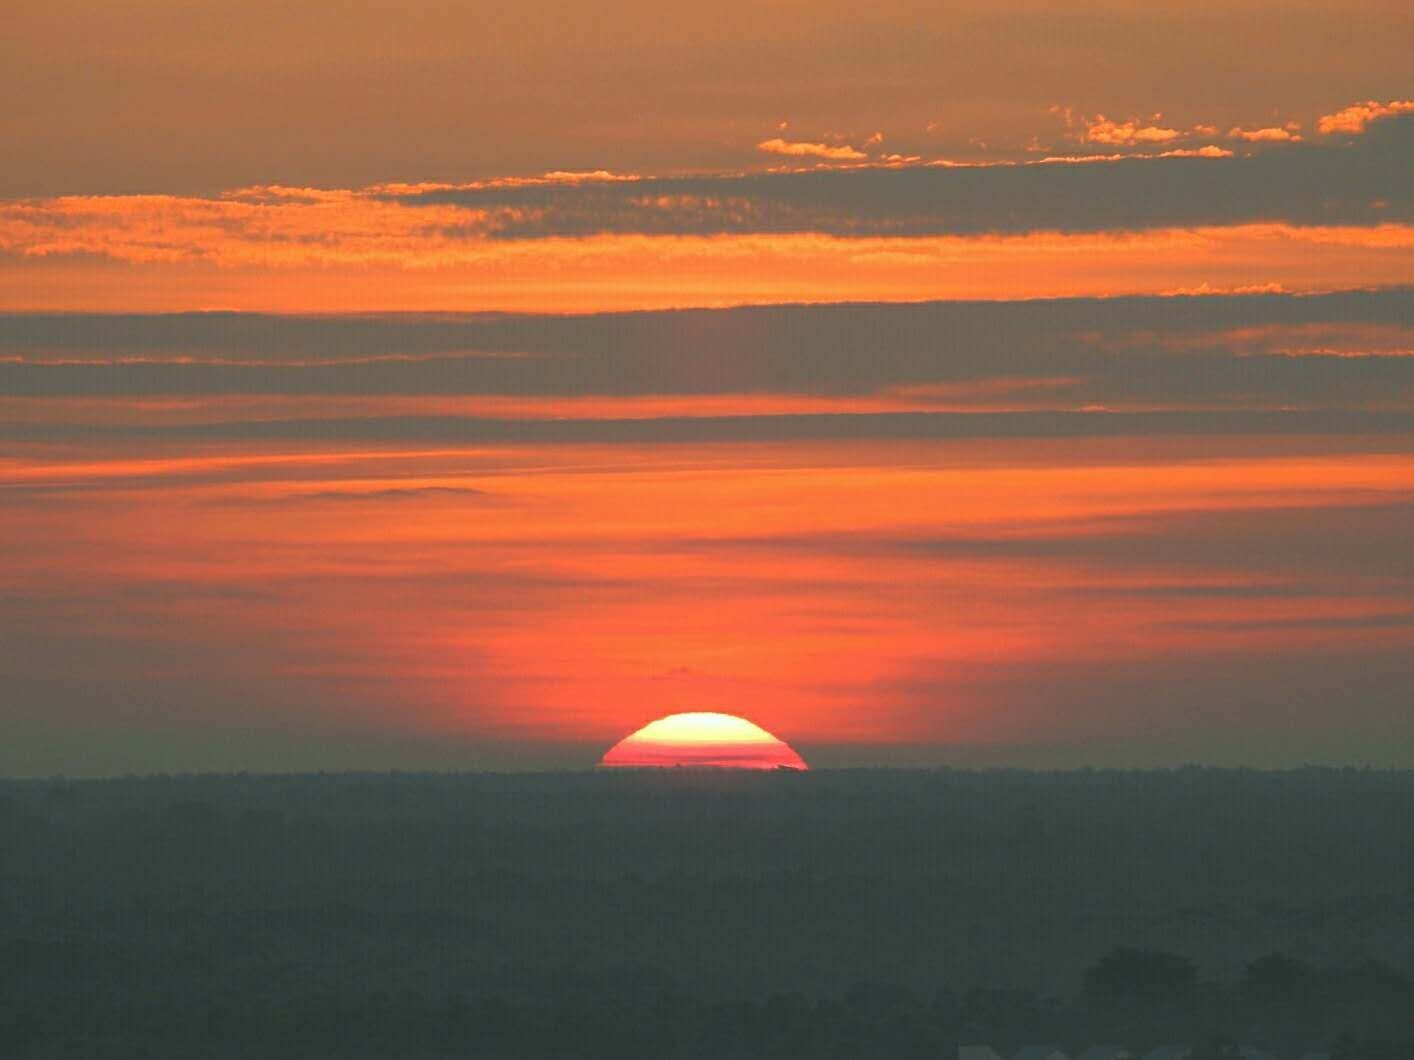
(1081, 115, 1183, 145)
(1032, 147, 1236, 162)
(0, 188, 492, 266)
(756, 138, 869, 161)
(1056, 107, 1333, 153)
(7, 188, 1410, 268)
(5, 114, 1410, 281)
(370, 171, 643, 195)
(1228, 125, 1301, 142)
(1317, 99, 1414, 135)
(2, 222, 1410, 313)
(1158, 145, 1233, 158)
(1056, 108, 1268, 153)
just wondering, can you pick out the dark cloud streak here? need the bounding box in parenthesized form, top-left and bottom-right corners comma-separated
(390, 118, 1414, 238)
(2, 291, 1410, 408)
(660, 501, 1414, 580)
(3, 410, 1410, 445)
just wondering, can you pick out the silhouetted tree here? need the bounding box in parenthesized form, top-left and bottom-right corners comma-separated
(1242, 952, 1315, 1005)
(1337, 957, 1411, 1004)
(1189, 1034, 1241, 1060)
(1083, 947, 1198, 1005)
(1331, 1033, 1414, 1060)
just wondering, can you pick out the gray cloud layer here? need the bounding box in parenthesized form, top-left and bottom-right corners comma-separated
(388, 117, 1414, 237)
(2, 292, 1411, 417)
(6, 290, 1407, 358)
(5, 410, 1411, 446)
(687, 501, 1414, 580)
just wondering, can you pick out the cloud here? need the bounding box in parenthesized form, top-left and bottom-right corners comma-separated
(1228, 126, 1301, 143)
(1082, 115, 1183, 145)
(1165, 611, 1414, 633)
(1158, 145, 1234, 158)
(0, 187, 496, 266)
(1071, 111, 1305, 150)
(5, 409, 1411, 447)
(386, 118, 1414, 237)
(756, 138, 869, 161)
(370, 171, 642, 195)
(2, 292, 1411, 418)
(264, 485, 492, 502)
(1059, 109, 1240, 150)
(4, 223, 1410, 318)
(692, 499, 1414, 580)
(1317, 99, 1414, 135)
(0, 118, 1410, 315)
(0, 120, 1408, 276)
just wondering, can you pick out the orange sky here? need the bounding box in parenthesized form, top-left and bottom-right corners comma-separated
(1, 3, 1411, 774)
(4, 223, 1412, 314)
(4, 0, 1411, 194)
(4, 427, 1411, 773)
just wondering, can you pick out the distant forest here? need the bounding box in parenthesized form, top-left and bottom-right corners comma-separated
(3, 768, 1412, 1058)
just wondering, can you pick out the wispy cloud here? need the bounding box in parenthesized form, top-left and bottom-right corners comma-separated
(3, 292, 1410, 409)
(756, 138, 869, 161)
(269, 485, 493, 502)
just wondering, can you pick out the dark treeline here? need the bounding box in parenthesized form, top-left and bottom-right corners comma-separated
(2, 768, 1412, 1058)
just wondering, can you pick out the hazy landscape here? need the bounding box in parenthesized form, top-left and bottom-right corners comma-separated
(5, 768, 1412, 1058)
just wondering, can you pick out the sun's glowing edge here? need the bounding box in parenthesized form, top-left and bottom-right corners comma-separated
(599, 712, 809, 770)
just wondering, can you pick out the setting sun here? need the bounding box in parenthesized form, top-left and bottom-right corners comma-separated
(599, 712, 809, 770)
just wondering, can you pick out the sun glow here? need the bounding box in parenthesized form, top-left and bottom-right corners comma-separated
(599, 712, 809, 770)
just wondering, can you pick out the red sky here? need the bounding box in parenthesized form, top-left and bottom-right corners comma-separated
(0, 2, 1411, 774)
